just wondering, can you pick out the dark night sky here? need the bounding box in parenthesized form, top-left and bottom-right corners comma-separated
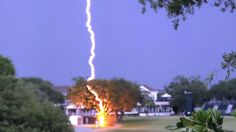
(0, 0, 235, 89)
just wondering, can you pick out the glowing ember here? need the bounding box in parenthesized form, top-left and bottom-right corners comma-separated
(85, 0, 106, 127)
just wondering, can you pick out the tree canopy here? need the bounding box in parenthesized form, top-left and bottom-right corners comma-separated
(0, 76, 73, 132)
(108, 78, 141, 120)
(139, 0, 236, 29)
(0, 54, 15, 76)
(138, 1, 236, 79)
(209, 78, 236, 100)
(0, 56, 71, 131)
(68, 77, 140, 120)
(222, 51, 236, 79)
(20, 77, 65, 104)
(165, 75, 209, 113)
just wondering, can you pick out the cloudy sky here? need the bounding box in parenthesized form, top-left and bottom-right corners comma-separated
(0, 0, 235, 89)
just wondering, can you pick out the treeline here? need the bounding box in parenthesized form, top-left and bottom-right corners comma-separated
(166, 75, 236, 114)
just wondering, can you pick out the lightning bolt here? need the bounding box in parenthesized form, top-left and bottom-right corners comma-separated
(86, 0, 96, 81)
(85, 0, 105, 127)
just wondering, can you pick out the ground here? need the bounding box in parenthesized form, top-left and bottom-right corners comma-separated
(75, 116, 236, 132)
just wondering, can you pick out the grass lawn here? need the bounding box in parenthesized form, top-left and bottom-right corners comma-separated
(94, 116, 236, 132)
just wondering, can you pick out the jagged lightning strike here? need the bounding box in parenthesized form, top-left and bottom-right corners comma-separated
(85, 0, 105, 127)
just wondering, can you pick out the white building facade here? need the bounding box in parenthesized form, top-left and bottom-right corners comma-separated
(130, 85, 174, 116)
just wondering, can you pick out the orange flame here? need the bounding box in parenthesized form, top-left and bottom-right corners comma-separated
(87, 85, 106, 127)
(86, 86, 106, 127)
(97, 107, 105, 127)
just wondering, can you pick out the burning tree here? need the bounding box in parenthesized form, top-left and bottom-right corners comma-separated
(68, 77, 140, 122)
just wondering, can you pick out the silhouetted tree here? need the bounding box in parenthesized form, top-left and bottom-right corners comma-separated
(222, 51, 236, 79)
(139, 0, 236, 29)
(209, 78, 236, 100)
(20, 77, 65, 104)
(0, 54, 15, 76)
(165, 75, 208, 113)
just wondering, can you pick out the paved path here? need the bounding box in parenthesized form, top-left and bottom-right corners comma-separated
(74, 126, 93, 132)
(74, 125, 121, 132)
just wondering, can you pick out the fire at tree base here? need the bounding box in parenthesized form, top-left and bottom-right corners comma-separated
(96, 114, 117, 127)
(97, 111, 105, 127)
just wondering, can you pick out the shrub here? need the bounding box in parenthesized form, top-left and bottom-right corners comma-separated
(167, 109, 224, 132)
(0, 76, 73, 132)
(233, 109, 236, 117)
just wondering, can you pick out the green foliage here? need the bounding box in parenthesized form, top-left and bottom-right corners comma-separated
(109, 78, 140, 112)
(222, 51, 236, 79)
(0, 54, 15, 76)
(209, 78, 236, 100)
(139, 94, 155, 107)
(20, 77, 65, 104)
(139, 0, 236, 29)
(170, 109, 224, 132)
(138, 87, 155, 107)
(68, 77, 96, 109)
(233, 109, 236, 117)
(0, 76, 73, 132)
(205, 51, 236, 85)
(165, 75, 208, 113)
(68, 77, 140, 120)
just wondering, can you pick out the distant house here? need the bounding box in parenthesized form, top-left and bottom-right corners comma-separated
(54, 86, 96, 125)
(140, 85, 159, 101)
(126, 85, 174, 116)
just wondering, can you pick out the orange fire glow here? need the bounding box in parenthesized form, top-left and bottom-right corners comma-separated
(97, 107, 106, 127)
(87, 85, 106, 127)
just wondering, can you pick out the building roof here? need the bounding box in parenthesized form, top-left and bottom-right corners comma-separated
(139, 84, 158, 91)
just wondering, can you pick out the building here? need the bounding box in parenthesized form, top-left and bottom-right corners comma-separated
(54, 86, 96, 125)
(126, 85, 174, 116)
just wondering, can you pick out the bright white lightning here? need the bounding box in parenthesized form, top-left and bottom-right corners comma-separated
(86, 0, 96, 81)
(85, 0, 105, 127)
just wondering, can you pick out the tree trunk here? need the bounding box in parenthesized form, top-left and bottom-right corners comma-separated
(115, 111, 119, 122)
(119, 110, 124, 121)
